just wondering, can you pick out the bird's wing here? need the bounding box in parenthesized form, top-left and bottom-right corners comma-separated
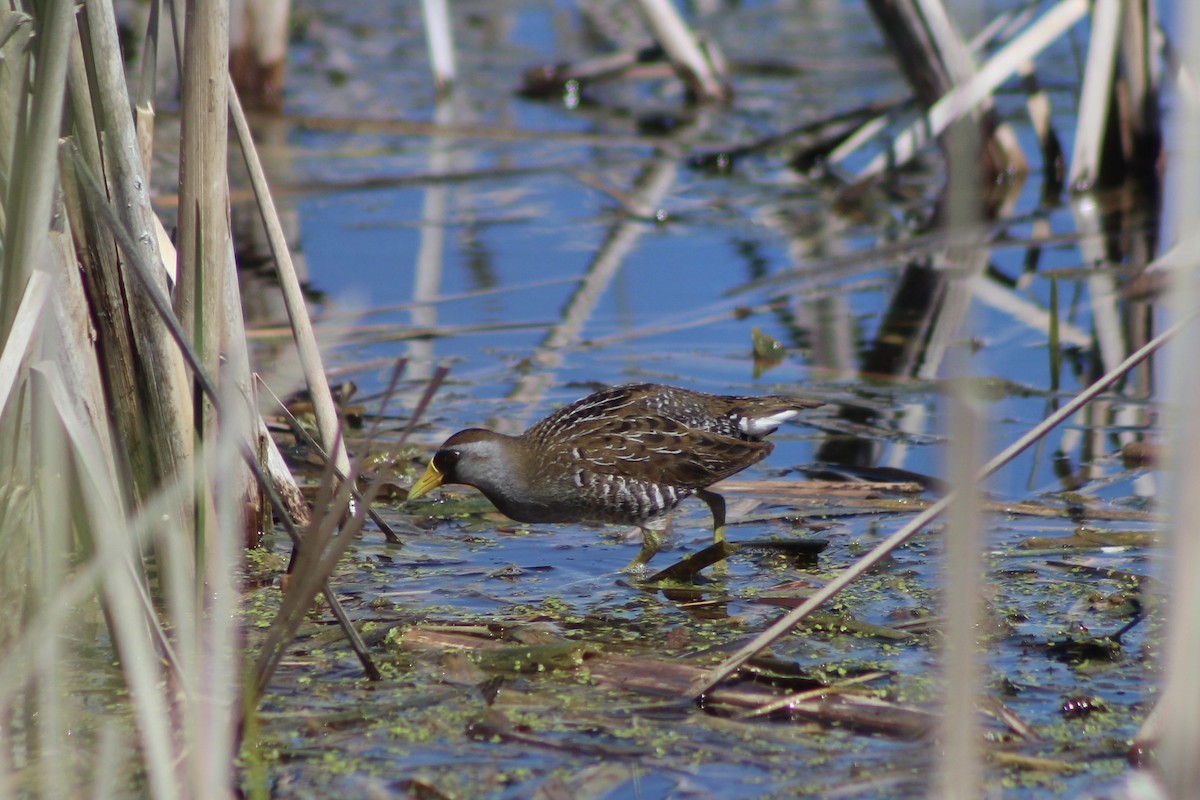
(565, 413, 773, 488)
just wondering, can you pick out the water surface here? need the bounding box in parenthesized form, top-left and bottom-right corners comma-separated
(241, 2, 1163, 797)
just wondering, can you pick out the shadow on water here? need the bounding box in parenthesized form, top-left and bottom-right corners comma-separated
(233, 1, 1165, 797)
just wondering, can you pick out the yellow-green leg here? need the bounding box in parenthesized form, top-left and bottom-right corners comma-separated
(697, 489, 727, 545)
(624, 518, 670, 571)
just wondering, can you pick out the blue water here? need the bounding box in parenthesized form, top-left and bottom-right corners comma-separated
(253, 1, 1165, 797)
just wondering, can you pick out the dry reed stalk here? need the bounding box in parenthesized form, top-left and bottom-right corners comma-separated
(849, 0, 1087, 180)
(0, 11, 31, 202)
(0, 0, 381, 793)
(863, 0, 1025, 180)
(176, 0, 231, 443)
(0, 0, 70, 332)
(67, 127, 383, 738)
(81, 0, 197, 577)
(0, 0, 72, 720)
(933, 40, 988, 793)
(936, 388, 986, 798)
(135, 0, 161, 185)
(229, 82, 354, 483)
(1147, 0, 1200, 793)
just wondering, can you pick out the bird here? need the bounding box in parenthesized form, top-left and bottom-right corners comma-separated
(406, 383, 822, 570)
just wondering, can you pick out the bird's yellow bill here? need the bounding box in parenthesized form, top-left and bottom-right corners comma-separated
(407, 462, 444, 502)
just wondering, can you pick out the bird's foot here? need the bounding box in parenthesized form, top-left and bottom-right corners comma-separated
(620, 526, 664, 572)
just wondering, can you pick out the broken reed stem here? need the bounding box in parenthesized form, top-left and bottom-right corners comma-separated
(687, 307, 1199, 698)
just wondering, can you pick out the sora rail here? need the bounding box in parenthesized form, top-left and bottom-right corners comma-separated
(406, 383, 822, 570)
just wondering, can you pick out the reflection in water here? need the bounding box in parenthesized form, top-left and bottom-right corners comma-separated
(505, 110, 720, 427)
(408, 96, 461, 383)
(238, 2, 1177, 797)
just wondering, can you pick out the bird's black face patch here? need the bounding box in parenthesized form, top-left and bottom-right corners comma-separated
(432, 448, 461, 478)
